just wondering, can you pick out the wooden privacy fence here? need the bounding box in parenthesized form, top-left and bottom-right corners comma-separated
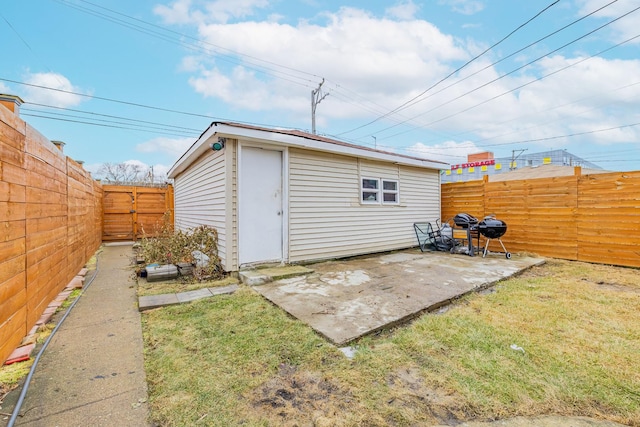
(1, 103, 102, 364)
(102, 185, 174, 241)
(441, 170, 640, 268)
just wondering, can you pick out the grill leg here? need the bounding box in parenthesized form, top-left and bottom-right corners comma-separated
(498, 238, 508, 254)
(483, 239, 491, 258)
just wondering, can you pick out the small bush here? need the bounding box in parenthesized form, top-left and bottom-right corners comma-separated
(139, 215, 224, 281)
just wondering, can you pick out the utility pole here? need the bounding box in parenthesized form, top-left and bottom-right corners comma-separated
(372, 136, 377, 149)
(510, 149, 527, 170)
(311, 78, 328, 134)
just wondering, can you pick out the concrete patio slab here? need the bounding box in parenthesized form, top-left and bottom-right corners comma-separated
(252, 249, 544, 345)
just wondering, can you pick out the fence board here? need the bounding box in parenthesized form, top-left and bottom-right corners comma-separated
(442, 170, 640, 267)
(0, 308, 26, 366)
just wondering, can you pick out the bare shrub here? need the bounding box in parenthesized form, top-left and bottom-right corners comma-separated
(139, 214, 224, 281)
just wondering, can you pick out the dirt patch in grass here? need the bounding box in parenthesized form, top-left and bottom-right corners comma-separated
(247, 363, 357, 426)
(384, 366, 474, 425)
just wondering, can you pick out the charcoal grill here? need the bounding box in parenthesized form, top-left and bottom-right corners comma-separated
(451, 213, 480, 256)
(478, 216, 511, 259)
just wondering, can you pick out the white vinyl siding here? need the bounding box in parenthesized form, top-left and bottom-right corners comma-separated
(288, 148, 440, 263)
(173, 149, 229, 269)
(227, 141, 238, 271)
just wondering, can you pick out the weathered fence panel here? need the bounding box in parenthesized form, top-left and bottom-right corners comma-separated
(441, 170, 640, 268)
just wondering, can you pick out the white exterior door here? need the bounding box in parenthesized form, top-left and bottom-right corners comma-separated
(239, 146, 284, 265)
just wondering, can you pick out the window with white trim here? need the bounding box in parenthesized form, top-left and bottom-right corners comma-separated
(382, 179, 399, 204)
(361, 177, 399, 204)
(361, 177, 379, 203)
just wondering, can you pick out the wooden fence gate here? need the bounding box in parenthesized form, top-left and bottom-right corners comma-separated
(102, 185, 174, 241)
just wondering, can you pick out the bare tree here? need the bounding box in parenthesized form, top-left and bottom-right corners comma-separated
(96, 162, 168, 185)
(97, 162, 144, 184)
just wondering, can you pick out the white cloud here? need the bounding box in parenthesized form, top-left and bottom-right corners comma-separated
(23, 72, 86, 108)
(406, 140, 480, 164)
(136, 136, 195, 159)
(154, 0, 198, 24)
(385, 1, 420, 20)
(154, 0, 269, 24)
(438, 0, 485, 15)
(188, 7, 467, 119)
(576, 0, 640, 44)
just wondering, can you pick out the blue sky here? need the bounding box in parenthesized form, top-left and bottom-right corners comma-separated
(2, 0, 639, 179)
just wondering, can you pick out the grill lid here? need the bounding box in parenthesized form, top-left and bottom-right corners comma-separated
(453, 213, 478, 228)
(478, 217, 507, 239)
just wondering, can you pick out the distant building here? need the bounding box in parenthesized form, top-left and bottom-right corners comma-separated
(441, 149, 604, 183)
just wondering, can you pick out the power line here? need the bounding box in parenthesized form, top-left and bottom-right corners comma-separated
(25, 102, 203, 132)
(357, 0, 622, 139)
(51, 0, 317, 90)
(20, 108, 200, 136)
(49, 0, 409, 120)
(335, 0, 561, 136)
(374, 20, 640, 143)
(20, 113, 198, 137)
(0, 76, 293, 131)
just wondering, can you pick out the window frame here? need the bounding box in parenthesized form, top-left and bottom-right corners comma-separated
(381, 179, 399, 204)
(360, 177, 400, 205)
(361, 177, 380, 204)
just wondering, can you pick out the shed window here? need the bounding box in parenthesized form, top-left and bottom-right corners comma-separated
(361, 178, 399, 204)
(361, 178, 379, 203)
(382, 180, 399, 204)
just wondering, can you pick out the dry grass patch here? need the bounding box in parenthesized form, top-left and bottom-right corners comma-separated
(141, 259, 640, 426)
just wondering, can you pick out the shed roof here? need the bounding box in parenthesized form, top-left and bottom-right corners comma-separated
(168, 122, 448, 178)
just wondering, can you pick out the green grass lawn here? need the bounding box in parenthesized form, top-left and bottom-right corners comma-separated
(140, 259, 640, 427)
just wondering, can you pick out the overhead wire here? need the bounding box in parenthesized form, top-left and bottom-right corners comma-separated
(353, 0, 622, 139)
(20, 108, 201, 137)
(335, 0, 562, 136)
(0, 76, 300, 130)
(373, 18, 640, 142)
(50, 0, 503, 125)
(51, 0, 318, 90)
(20, 112, 199, 137)
(419, 80, 640, 147)
(24, 102, 203, 132)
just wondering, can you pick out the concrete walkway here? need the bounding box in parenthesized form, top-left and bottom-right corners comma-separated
(11, 243, 149, 427)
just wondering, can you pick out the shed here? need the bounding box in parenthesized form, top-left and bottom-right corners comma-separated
(167, 122, 448, 271)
